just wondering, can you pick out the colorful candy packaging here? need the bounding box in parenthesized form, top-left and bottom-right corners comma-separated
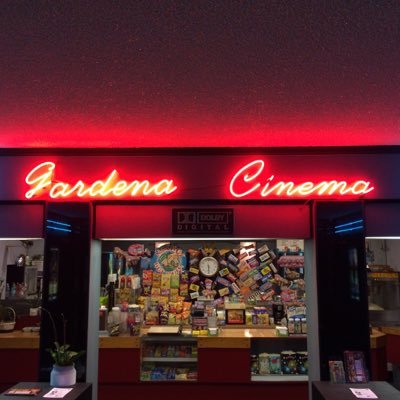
(269, 353, 281, 374)
(296, 351, 308, 374)
(281, 351, 297, 374)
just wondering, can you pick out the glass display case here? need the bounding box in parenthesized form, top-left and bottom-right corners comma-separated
(366, 239, 400, 327)
(140, 335, 198, 381)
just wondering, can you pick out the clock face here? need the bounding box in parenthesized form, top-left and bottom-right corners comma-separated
(199, 256, 219, 277)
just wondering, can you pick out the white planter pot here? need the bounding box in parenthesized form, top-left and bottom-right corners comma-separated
(50, 364, 76, 387)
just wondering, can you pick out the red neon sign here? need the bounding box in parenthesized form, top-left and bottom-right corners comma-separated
(229, 159, 374, 198)
(25, 162, 178, 199)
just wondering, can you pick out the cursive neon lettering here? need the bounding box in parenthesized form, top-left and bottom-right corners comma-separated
(229, 159, 263, 197)
(25, 161, 55, 199)
(230, 160, 374, 198)
(25, 162, 178, 199)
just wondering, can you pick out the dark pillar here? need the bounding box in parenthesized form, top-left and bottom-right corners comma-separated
(39, 203, 91, 382)
(315, 201, 370, 380)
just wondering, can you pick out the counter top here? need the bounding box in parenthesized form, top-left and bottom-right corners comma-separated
(0, 327, 388, 350)
(0, 331, 39, 349)
(380, 326, 400, 336)
(370, 328, 386, 349)
(99, 327, 305, 349)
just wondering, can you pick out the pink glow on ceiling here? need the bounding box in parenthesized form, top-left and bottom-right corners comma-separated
(0, 109, 399, 148)
(1, 3, 399, 149)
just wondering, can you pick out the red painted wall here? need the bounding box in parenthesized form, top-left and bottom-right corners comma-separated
(94, 204, 311, 239)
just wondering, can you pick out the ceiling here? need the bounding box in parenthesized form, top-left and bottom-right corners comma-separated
(1, 1, 399, 148)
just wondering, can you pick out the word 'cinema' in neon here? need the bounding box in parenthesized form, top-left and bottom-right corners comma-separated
(229, 160, 374, 198)
(25, 162, 178, 199)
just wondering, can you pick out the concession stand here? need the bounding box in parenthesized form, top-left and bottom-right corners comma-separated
(0, 147, 400, 400)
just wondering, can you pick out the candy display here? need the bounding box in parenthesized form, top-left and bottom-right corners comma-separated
(140, 366, 198, 381)
(141, 339, 198, 381)
(251, 351, 308, 376)
(102, 240, 307, 330)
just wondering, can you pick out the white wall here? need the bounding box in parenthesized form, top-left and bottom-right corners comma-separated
(0, 239, 44, 299)
(366, 239, 400, 271)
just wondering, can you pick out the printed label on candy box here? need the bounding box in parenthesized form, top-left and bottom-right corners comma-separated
(227, 263, 239, 273)
(189, 267, 199, 274)
(258, 244, 269, 255)
(161, 274, 171, 289)
(259, 260, 273, 270)
(179, 283, 188, 296)
(190, 274, 200, 283)
(243, 277, 255, 288)
(247, 256, 260, 268)
(232, 282, 241, 294)
(259, 252, 271, 262)
(239, 271, 250, 282)
(216, 276, 231, 286)
(259, 281, 273, 292)
(261, 274, 272, 283)
(190, 283, 200, 292)
(219, 267, 229, 277)
(228, 254, 239, 265)
(190, 291, 199, 299)
(261, 266, 272, 276)
(269, 263, 278, 273)
(238, 263, 251, 277)
(218, 287, 230, 297)
(252, 272, 263, 281)
(250, 283, 259, 291)
(281, 351, 297, 374)
(269, 354, 281, 374)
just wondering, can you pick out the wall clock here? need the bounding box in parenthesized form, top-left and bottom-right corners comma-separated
(199, 256, 219, 277)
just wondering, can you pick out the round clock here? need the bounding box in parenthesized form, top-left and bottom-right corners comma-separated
(199, 256, 219, 277)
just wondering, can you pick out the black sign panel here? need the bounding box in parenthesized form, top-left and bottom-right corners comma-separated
(172, 209, 234, 235)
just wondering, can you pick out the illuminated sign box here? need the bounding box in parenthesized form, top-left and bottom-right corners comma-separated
(172, 209, 234, 235)
(20, 157, 376, 201)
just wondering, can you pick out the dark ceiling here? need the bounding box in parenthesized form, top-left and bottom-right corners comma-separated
(1, 1, 399, 148)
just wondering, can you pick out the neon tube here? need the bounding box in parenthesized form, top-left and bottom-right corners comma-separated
(229, 160, 374, 198)
(25, 161, 178, 199)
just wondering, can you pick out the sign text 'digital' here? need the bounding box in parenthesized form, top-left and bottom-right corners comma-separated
(24, 159, 374, 200)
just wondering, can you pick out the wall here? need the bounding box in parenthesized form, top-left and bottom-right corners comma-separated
(366, 239, 400, 271)
(0, 240, 44, 299)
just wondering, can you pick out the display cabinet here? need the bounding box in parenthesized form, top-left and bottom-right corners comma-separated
(250, 335, 308, 382)
(140, 335, 198, 381)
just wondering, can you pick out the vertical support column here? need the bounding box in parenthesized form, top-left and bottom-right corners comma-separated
(304, 237, 320, 397)
(39, 203, 91, 382)
(314, 201, 370, 381)
(86, 239, 101, 400)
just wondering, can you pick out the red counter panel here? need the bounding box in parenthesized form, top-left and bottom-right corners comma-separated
(98, 348, 140, 383)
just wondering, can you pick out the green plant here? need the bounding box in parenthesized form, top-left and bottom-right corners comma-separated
(40, 307, 85, 366)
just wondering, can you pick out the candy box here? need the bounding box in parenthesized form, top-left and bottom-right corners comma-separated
(258, 353, 270, 375)
(296, 351, 308, 374)
(281, 351, 297, 374)
(269, 353, 281, 374)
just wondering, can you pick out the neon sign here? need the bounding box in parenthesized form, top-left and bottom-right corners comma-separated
(24, 159, 375, 201)
(229, 159, 374, 198)
(25, 162, 178, 199)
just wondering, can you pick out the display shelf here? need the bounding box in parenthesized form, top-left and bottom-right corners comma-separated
(286, 334, 307, 339)
(141, 335, 196, 343)
(141, 378, 197, 382)
(140, 334, 198, 382)
(142, 357, 197, 363)
(251, 375, 308, 382)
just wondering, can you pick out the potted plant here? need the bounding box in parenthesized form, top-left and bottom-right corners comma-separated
(40, 307, 85, 387)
